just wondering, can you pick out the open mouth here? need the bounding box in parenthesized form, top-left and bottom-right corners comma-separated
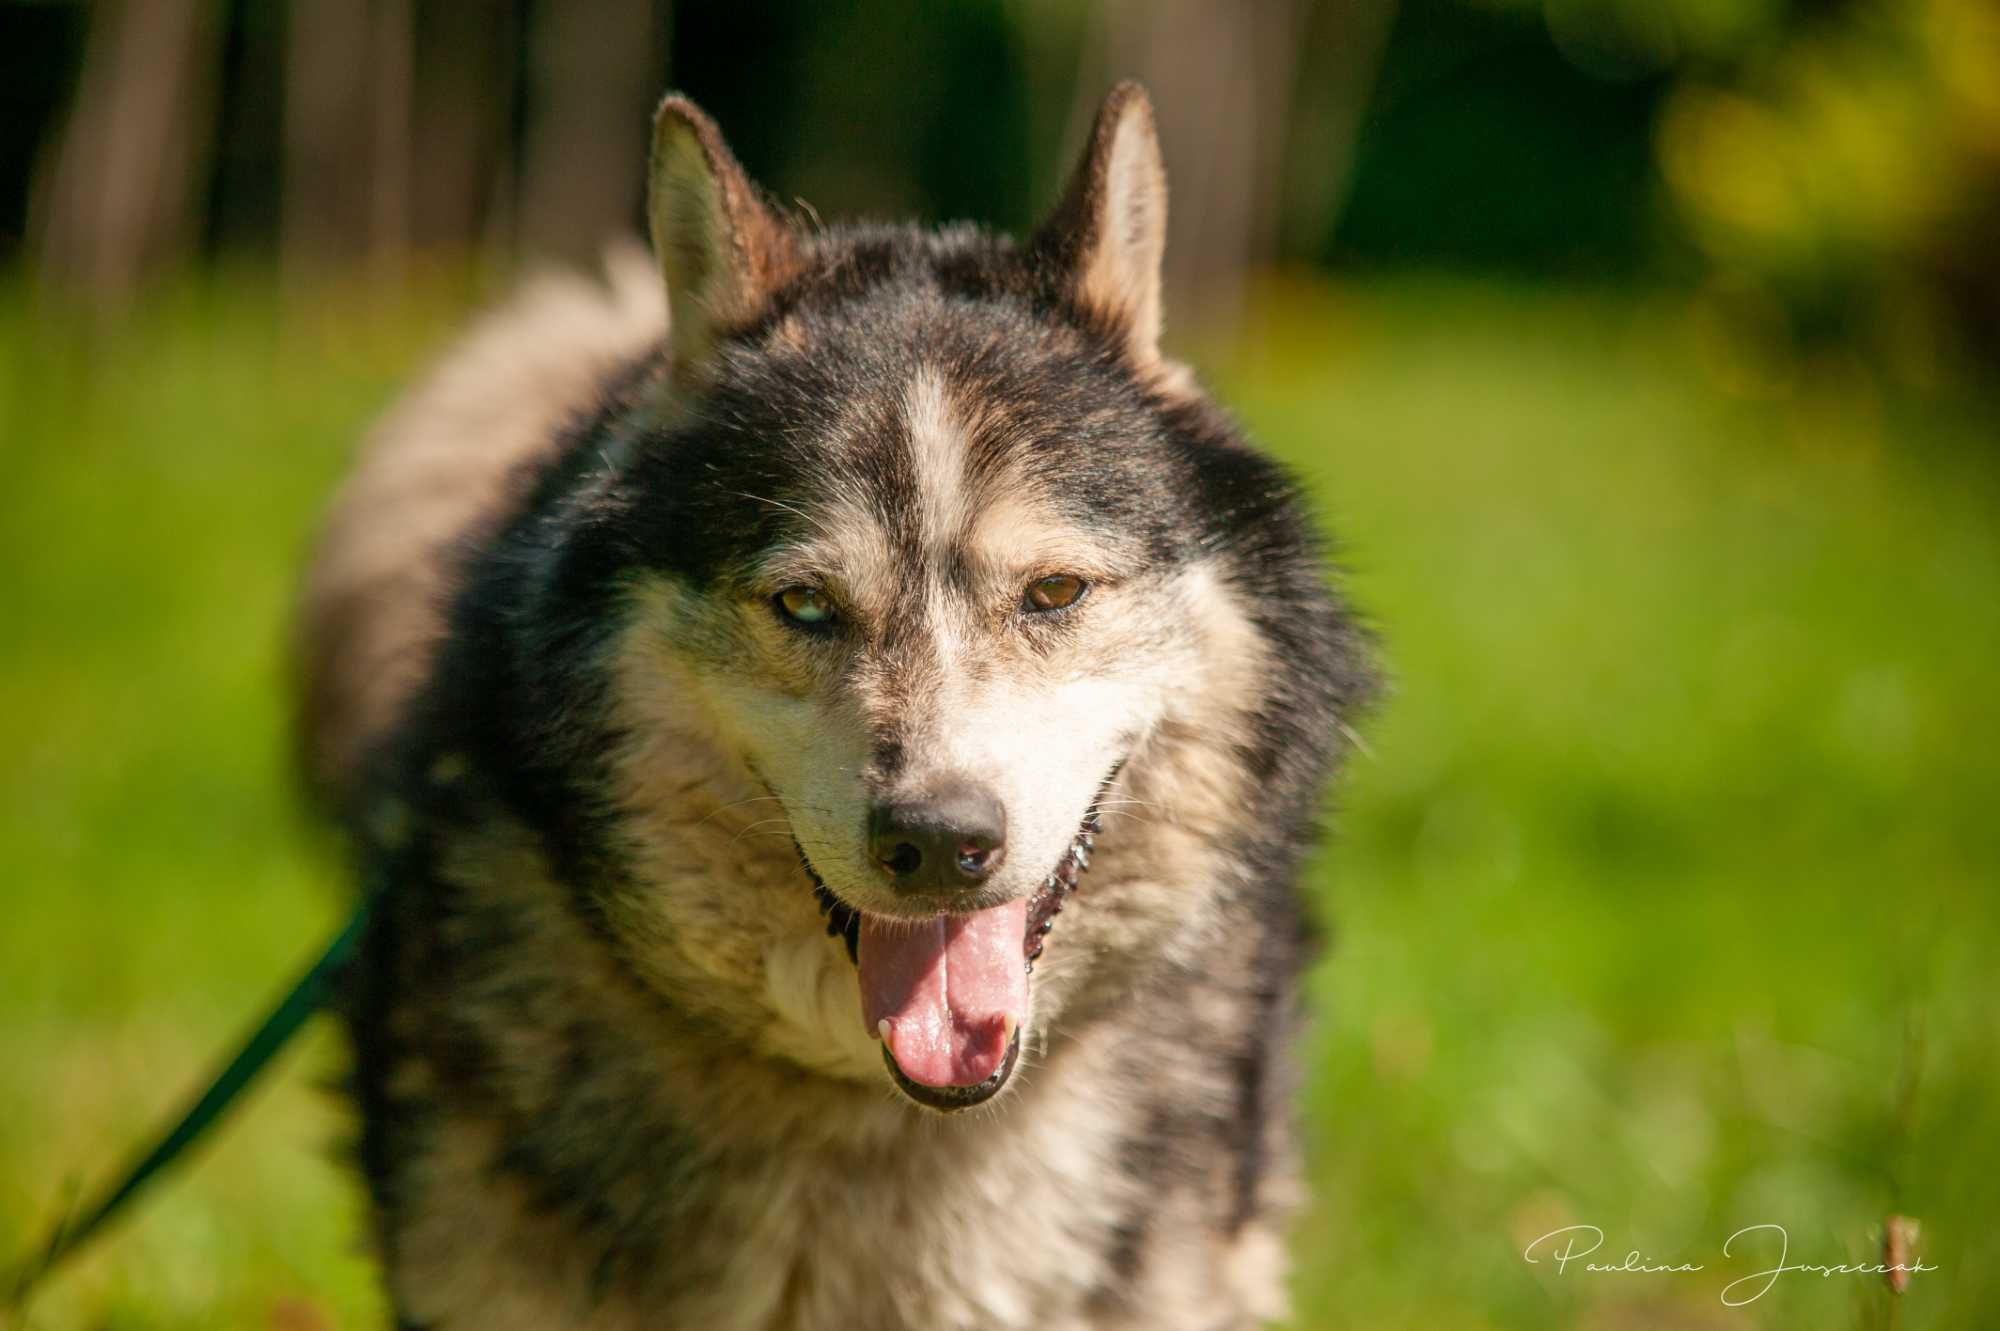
(806, 768, 1114, 1112)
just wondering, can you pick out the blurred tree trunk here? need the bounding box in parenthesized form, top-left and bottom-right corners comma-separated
(410, 2, 521, 260)
(1282, 0, 1400, 259)
(31, 0, 223, 310)
(282, 0, 417, 281)
(1072, 0, 1395, 334)
(515, 0, 659, 267)
(281, 0, 371, 276)
(1072, 0, 1306, 332)
(282, 0, 660, 280)
(370, 0, 415, 278)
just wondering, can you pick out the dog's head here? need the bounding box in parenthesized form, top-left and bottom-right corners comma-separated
(523, 87, 1363, 1112)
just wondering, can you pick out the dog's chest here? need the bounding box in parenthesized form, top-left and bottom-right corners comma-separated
(690, 1124, 1129, 1331)
(392, 1076, 1141, 1331)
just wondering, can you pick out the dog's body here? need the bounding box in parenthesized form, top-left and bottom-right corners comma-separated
(298, 86, 1373, 1330)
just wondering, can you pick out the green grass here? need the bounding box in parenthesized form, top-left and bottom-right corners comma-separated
(2, 272, 1994, 1329)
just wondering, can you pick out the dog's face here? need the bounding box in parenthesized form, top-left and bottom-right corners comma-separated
(667, 352, 1201, 1105)
(538, 88, 1335, 1112)
(684, 365, 1165, 922)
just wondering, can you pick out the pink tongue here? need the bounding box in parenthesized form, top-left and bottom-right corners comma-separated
(858, 899, 1028, 1089)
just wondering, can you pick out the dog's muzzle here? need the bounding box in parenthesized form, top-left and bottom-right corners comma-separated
(808, 766, 1115, 1111)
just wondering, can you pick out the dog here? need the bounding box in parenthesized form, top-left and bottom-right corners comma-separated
(296, 82, 1375, 1330)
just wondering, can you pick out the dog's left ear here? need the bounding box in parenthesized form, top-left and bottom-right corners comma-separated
(649, 95, 800, 380)
(1034, 82, 1168, 367)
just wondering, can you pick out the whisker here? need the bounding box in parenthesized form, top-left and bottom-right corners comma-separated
(728, 490, 830, 537)
(731, 817, 799, 844)
(697, 794, 791, 826)
(700, 796, 839, 828)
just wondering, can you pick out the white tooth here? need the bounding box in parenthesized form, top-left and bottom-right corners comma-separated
(1002, 1015, 1018, 1043)
(876, 1019, 891, 1042)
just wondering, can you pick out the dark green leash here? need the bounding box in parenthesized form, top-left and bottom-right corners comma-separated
(7, 901, 371, 1305)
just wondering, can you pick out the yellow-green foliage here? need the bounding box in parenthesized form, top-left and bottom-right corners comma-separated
(1657, 0, 2000, 379)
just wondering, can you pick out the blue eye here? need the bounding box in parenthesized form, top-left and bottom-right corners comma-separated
(775, 586, 838, 627)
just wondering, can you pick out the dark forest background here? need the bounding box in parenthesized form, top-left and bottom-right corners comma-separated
(6, 0, 1999, 376)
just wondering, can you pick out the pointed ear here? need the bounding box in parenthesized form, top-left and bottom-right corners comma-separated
(1034, 82, 1168, 366)
(648, 95, 799, 378)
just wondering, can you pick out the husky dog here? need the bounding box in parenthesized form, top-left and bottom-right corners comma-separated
(298, 83, 1373, 1331)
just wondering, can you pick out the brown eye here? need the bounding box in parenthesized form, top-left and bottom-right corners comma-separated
(1025, 574, 1086, 612)
(775, 585, 838, 628)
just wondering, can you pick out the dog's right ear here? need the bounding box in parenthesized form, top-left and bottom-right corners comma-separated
(648, 95, 799, 380)
(1033, 82, 1168, 369)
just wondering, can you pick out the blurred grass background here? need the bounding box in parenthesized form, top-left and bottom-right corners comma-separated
(4, 1, 1998, 1328)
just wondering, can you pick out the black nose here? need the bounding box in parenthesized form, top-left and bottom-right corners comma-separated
(867, 780, 1007, 892)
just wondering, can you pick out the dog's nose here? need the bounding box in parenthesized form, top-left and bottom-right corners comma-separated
(867, 780, 1006, 891)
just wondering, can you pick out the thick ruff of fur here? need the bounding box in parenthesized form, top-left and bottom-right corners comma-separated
(298, 84, 1374, 1331)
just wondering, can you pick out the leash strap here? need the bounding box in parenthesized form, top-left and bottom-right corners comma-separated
(8, 901, 371, 1304)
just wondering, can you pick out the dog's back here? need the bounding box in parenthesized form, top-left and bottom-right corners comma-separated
(297, 251, 665, 808)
